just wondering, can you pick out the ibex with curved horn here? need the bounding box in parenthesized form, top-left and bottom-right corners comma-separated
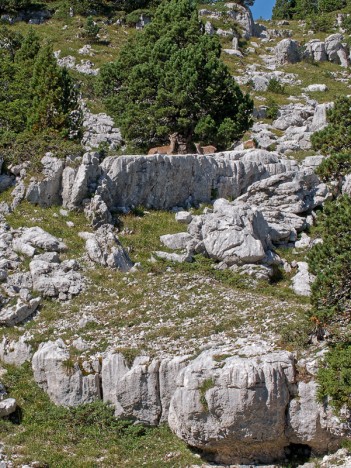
(194, 142, 217, 155)
(148, 133, 178, 155)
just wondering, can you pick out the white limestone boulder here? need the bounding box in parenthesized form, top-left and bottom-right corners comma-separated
(80, 224, 133, 271)
(32, 340, 101, 407)
(168, 348, 295, 464)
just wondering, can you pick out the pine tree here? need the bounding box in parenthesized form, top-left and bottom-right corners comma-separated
(83, 16, 101, 42)
(318, 0, 346, 12)
(29, 44, 80, 134)
(272, 0, 295, 19)
(0, 0, 32, 14)
(309, 195, 351, 328)
(0, 51, 29, 135)
(15, 27, 40, 63)
(294, 0, 317, 17)
(98, 0, 252, 151)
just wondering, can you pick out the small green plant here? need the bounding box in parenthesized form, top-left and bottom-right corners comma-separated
(83, 16, 101, 43)
(62, 357, 75, 375)
(125, 9, 151, 26)
(199, 378, 215, 412)
(266, 97, 279, 121)
(115, 347, 140, 367)
(267, 78, 285, 95)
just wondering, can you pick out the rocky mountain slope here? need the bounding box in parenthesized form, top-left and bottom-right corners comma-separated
(0, 1, 351, 467)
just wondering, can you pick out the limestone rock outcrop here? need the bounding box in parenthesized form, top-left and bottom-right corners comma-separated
(0, 398, 17, 418)
(291, 261, 315, 296)
(0, 334, 33, 365)
(168, 348, 348, 464)
(31, 342, 349, 463)
(62, 152, 101, 210)
(0, 297, 41, 326)
(325, 34, 349, 67)
(82, 107, 123, 151)
(29, 258, 83, 300)
(32, 340, 101, 407)
(168, 348, 295, 464)
(26, 155, 64, 207)
(79, 224, 133, 271)
(275, 39, 300, 65)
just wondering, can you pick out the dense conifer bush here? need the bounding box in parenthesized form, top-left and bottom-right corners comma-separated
(272, 0, 347, 20)
(97, 0, 253, 150)
(0, 28, 81, 165)
(311, 97, 351, 155)
(307, 96, 351, 412)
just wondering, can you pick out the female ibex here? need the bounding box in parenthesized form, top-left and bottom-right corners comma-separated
(148, 133, 178, 155)
(194, 142, 217, 155)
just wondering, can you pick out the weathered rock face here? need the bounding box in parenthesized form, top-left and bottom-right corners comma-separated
(79, 224, 133, 271)
(0, 220, 87, 327)
(162, 169, 328, 270)
(32, 341, 350, 463)
(286, 380, 347, 453)
(188, 199, 271, 266)
(0, 398, 17, 418)
(304, 39, 327, 62)
(0, 334, 33, 365)
(168, 348, 350, 465)
(99, 151, 291, 211)
(310, 102, 334, 132)
(83, 194, 113, 229)
(325, 34, 350, 67)
(199, 3, 254, 39)
(82, 107, 123, 151)
(275, 39, 300, 65)
(29, 258, 84, 300)
(16, 227, 67, 253)
(32, 340, 101, 407)
(236, 170, 329, 244)
(168, 349, 295, 464)
(0, 297, 41, 326)
(62, 152, 101, 209)
(26, 155, 64, 207)
(291, 261, 315, 296)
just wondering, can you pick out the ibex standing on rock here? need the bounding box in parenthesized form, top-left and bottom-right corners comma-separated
(148, 133, 178, 155)
(194, 142, 217, 155)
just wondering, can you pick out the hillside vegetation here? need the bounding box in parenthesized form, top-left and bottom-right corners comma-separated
(1, 0, 351, 466)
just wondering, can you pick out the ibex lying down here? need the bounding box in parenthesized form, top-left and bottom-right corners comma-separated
(194, 142, 217, 155)
(148, 133, 178, 155)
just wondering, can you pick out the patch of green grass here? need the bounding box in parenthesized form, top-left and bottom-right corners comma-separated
(199, 378, 215, 412)
(0, 364, 201, 467)
(5, 201, 91, 258)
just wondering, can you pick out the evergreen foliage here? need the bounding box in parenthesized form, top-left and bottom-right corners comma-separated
(317, 342, 351, 412)
(308, 195, 351, 329)
(29, 44, 81, 134)
(272, 0, 346, 20)
(272, 0, 296, 19)
(316, 152, 351, 183)
(97, 0, 253, 150)
(311, 97, 351, 155)
(0, 0, 32, 14)
(83, 16, 101, 42)
(0, 30, 81, 164)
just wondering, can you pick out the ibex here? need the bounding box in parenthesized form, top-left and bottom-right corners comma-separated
(148, 133, 178, 155)
(243, 139, 258, 150)
(194, 142, 217, 155)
